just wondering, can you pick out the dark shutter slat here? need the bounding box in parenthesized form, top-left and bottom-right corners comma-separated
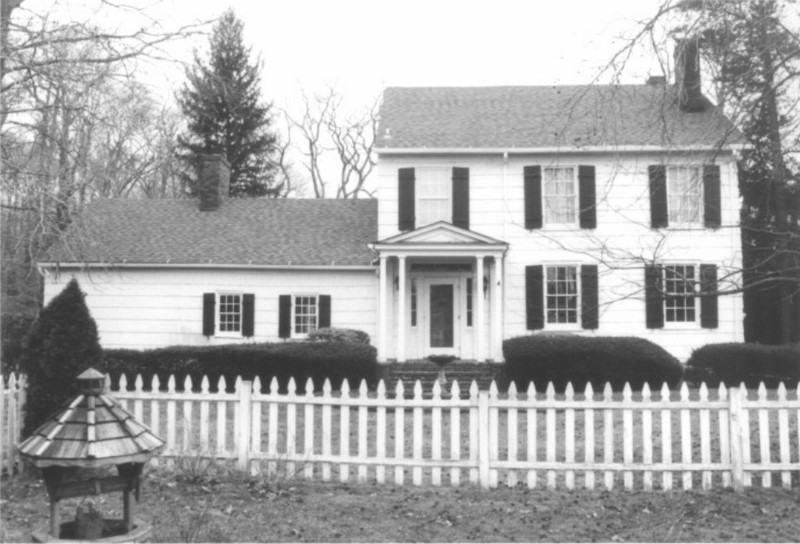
(649, 165, 668, 228)
(278, 295, 292, 339)
(581, 265, 599, 329)
(526, 265, 544, 330)
(524, 166, 542, 229)
(202, 293, 215, 337)
(452, 167, 470, 230)
(700, 264, 719, 329)
(242, 294, 255, 337)
(578, 165, 597, 229)
(318, 295, 331, 329)
(645, 265, 664, 329)
(398, 167, 415, 231)
(703, 164, 721, 229)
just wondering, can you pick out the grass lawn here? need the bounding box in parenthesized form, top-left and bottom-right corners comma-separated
(3, 466, 800, 542)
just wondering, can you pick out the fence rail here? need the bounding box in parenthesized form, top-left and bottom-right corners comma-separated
(4, 372, 800, 491)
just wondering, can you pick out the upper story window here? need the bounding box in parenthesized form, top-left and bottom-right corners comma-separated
(667, 166, 703, 225)
(546, 265, 578, 324)
(218, 293, 242, 333)
(664, 264, 697, 323)
(544, 167, 577, 224)
(416, 167, 451, 226)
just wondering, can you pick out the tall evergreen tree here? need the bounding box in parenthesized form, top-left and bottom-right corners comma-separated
(20, 279, 103, 436)
(177, 9, 279, 197)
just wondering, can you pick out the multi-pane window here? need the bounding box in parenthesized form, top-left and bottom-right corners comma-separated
(667, 166, 703, 224)
(218, 294, 242, 333)
(417, 168, 451, 226)
(664, 265, 696, 322)
(410, 280, 418, 327)
(466, 277, 474, 327)
(294, 295, 318, 334)
(544, 167, 577, 224)
(546, 266, 578, 324)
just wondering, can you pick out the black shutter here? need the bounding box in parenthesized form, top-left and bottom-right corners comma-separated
(452, 167, 470, 229)
(649, 165, 668, 228)
(700, 264, 719, 329)
(581, 265, 599, 329)
(398, 167, 415, 231)
(578, 165, 597, 229)
(645, 265, 664, 329)
(318, 295, 331, 329)
(703, 165, 721, 229)
(242, 294, 255, 337)
(202, 293, 215, 337)
(278, 295, 292, 339)
(524, 166, 542, 229)
(525, 265, 544, 330)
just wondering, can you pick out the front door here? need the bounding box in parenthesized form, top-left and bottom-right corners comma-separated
(428, 282, 456, 353)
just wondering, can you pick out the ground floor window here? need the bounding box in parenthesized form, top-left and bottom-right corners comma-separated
(664, 265, 696, 322)
(546, 266, 578, 324)
(294, 295, 318, 334)
(218, 294, 242, 333)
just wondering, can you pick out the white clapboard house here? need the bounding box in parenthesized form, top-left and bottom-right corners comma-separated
(40, 48, 745, 361)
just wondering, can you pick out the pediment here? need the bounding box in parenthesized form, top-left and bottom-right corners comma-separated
(377, 221, 505, 246)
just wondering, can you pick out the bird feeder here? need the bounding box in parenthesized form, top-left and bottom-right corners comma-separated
(18, 368, 165, 542)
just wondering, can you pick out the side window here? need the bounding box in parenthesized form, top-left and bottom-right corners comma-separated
(545, 265, 578, 324)
(218, 293, 242, 333)
(293, 295, 318, 336)
(543, 167, 577, 224)
(667, 166, 703, 225)
(416, 167, 451, 226)
(664, 264, 697, 323)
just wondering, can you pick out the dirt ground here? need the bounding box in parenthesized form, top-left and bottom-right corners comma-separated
(3, 468, 800, 542)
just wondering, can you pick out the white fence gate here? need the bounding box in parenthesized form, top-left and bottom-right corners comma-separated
(4, 372, 800, 491)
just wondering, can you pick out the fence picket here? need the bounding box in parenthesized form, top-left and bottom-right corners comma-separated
(546, 383, 557, 489)
(200, 376, 210, 455)
(304, 378, 315, 480)
(166, 375, 176, 467)
(642, 383, 653, 491)
(450, 380, 461, 487)
(603, 383, 614, 490)
(376, 380, 387, 484)
(357, 380, 369, 483)
(740, 383, 752, 487)
(680, 383, 692, 490)
(216, 376, 227, 457)
(431, 380, 442, 486)
(507, 382, 519, 488)
(250, 377, 263, 476)
(661, 383, 672, 491)
(394, 380, 405, 485)
(757, 383, 771, 488)
(718, 384, 731, 488)
(321, 379, 332, 481)
(564, 383, 575, 490)
(470, 381, 479, 485)
(526, 382, 537, 489)
(267, 377, 279, 477)
(699, 383, 711, 490)
(489, 381, 499, 488)
(584, 382, 595, 490)
(622, 383, 633, 490)
(183, 376, 194, 454)
(286, 378, 298, 477)
(777, 383, 790, 489)
(412, 380, 423, 486)
(134, 374, 144, 424)
(339, 379, 351, 482)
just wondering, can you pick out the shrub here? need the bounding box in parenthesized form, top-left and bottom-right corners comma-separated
(685, 343, 800, 387)
(1, 314, 34, 375)
(20, 279, 103, 436)
(307, 327, 370, 345)
(102, 341, 378, 394)
(503, 335, 683, 391)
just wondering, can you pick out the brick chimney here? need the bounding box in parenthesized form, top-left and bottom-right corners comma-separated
(198, 154, 231, 211)
(674, 38, 705, 112)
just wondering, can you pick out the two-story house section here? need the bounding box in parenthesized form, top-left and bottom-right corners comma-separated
(372, 78, 745, 361)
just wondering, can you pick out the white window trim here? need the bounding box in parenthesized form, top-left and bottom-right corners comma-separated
(291, 293, 319, 339)
(216, 292, 244, 338)
(666, 165, 704, 227)
(662, 262, 700, 329)
(415, 165, 452, 227)
(543, 263, 582, 330)
(542, 165, 579, 228)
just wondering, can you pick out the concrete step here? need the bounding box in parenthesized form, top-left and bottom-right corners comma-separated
(379, 361, 507, 398)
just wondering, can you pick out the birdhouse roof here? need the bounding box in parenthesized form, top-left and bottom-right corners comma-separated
(18, 373, 165, 468)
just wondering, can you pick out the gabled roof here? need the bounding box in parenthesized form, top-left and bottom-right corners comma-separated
(376, 85, 744, 151)
(45, 198, 378, 268)
(375, 221, 507, 246)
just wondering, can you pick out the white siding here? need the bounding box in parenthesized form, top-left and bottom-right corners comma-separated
(43, 268, 378, 350)
(375, 152, 744, 360)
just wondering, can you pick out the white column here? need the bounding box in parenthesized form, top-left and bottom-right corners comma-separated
(378, 256, 388, 361)
(397, 256, 407, 362)
(491, 256, 504, 362)
(475, 255, 485, 362)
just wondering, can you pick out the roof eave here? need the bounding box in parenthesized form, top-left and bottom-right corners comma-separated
(375, 144, 748, 154)
(38, 262, 377, 272)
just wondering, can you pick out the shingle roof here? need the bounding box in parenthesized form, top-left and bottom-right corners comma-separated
(47, 198, 378, 267)
(18, 369, 165, 468)
(376, 85, 744, 150)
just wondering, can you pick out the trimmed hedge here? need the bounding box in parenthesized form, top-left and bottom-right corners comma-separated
(504, 335, 683, 391)
(685, 343, 800, 387)
(102, 341, 378, 394)
(307, 327, 370, 345)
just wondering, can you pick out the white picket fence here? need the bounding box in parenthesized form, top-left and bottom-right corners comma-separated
(1, 374, 26, 476)
(4, 372, 800, 491)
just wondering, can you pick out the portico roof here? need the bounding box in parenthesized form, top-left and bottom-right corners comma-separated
(370, 222, 508, 257)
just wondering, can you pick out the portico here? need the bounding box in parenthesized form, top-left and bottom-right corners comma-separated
(370, 222, 508, 363)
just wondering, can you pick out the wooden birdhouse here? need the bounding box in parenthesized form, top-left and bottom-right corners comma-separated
(18, 368, 165, 542)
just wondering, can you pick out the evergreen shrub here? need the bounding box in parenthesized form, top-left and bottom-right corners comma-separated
(307, 327, 370, 345)
(1, 314, 34, 375)
(503, 335, 683, 391)
(20, 279, 103, 436)
(102, 341, 378, 394)
(685, 343, 800, 387)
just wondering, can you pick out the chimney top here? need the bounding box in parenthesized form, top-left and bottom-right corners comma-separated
(198, 154, 231, 211)
(674, 38, 705, 113)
